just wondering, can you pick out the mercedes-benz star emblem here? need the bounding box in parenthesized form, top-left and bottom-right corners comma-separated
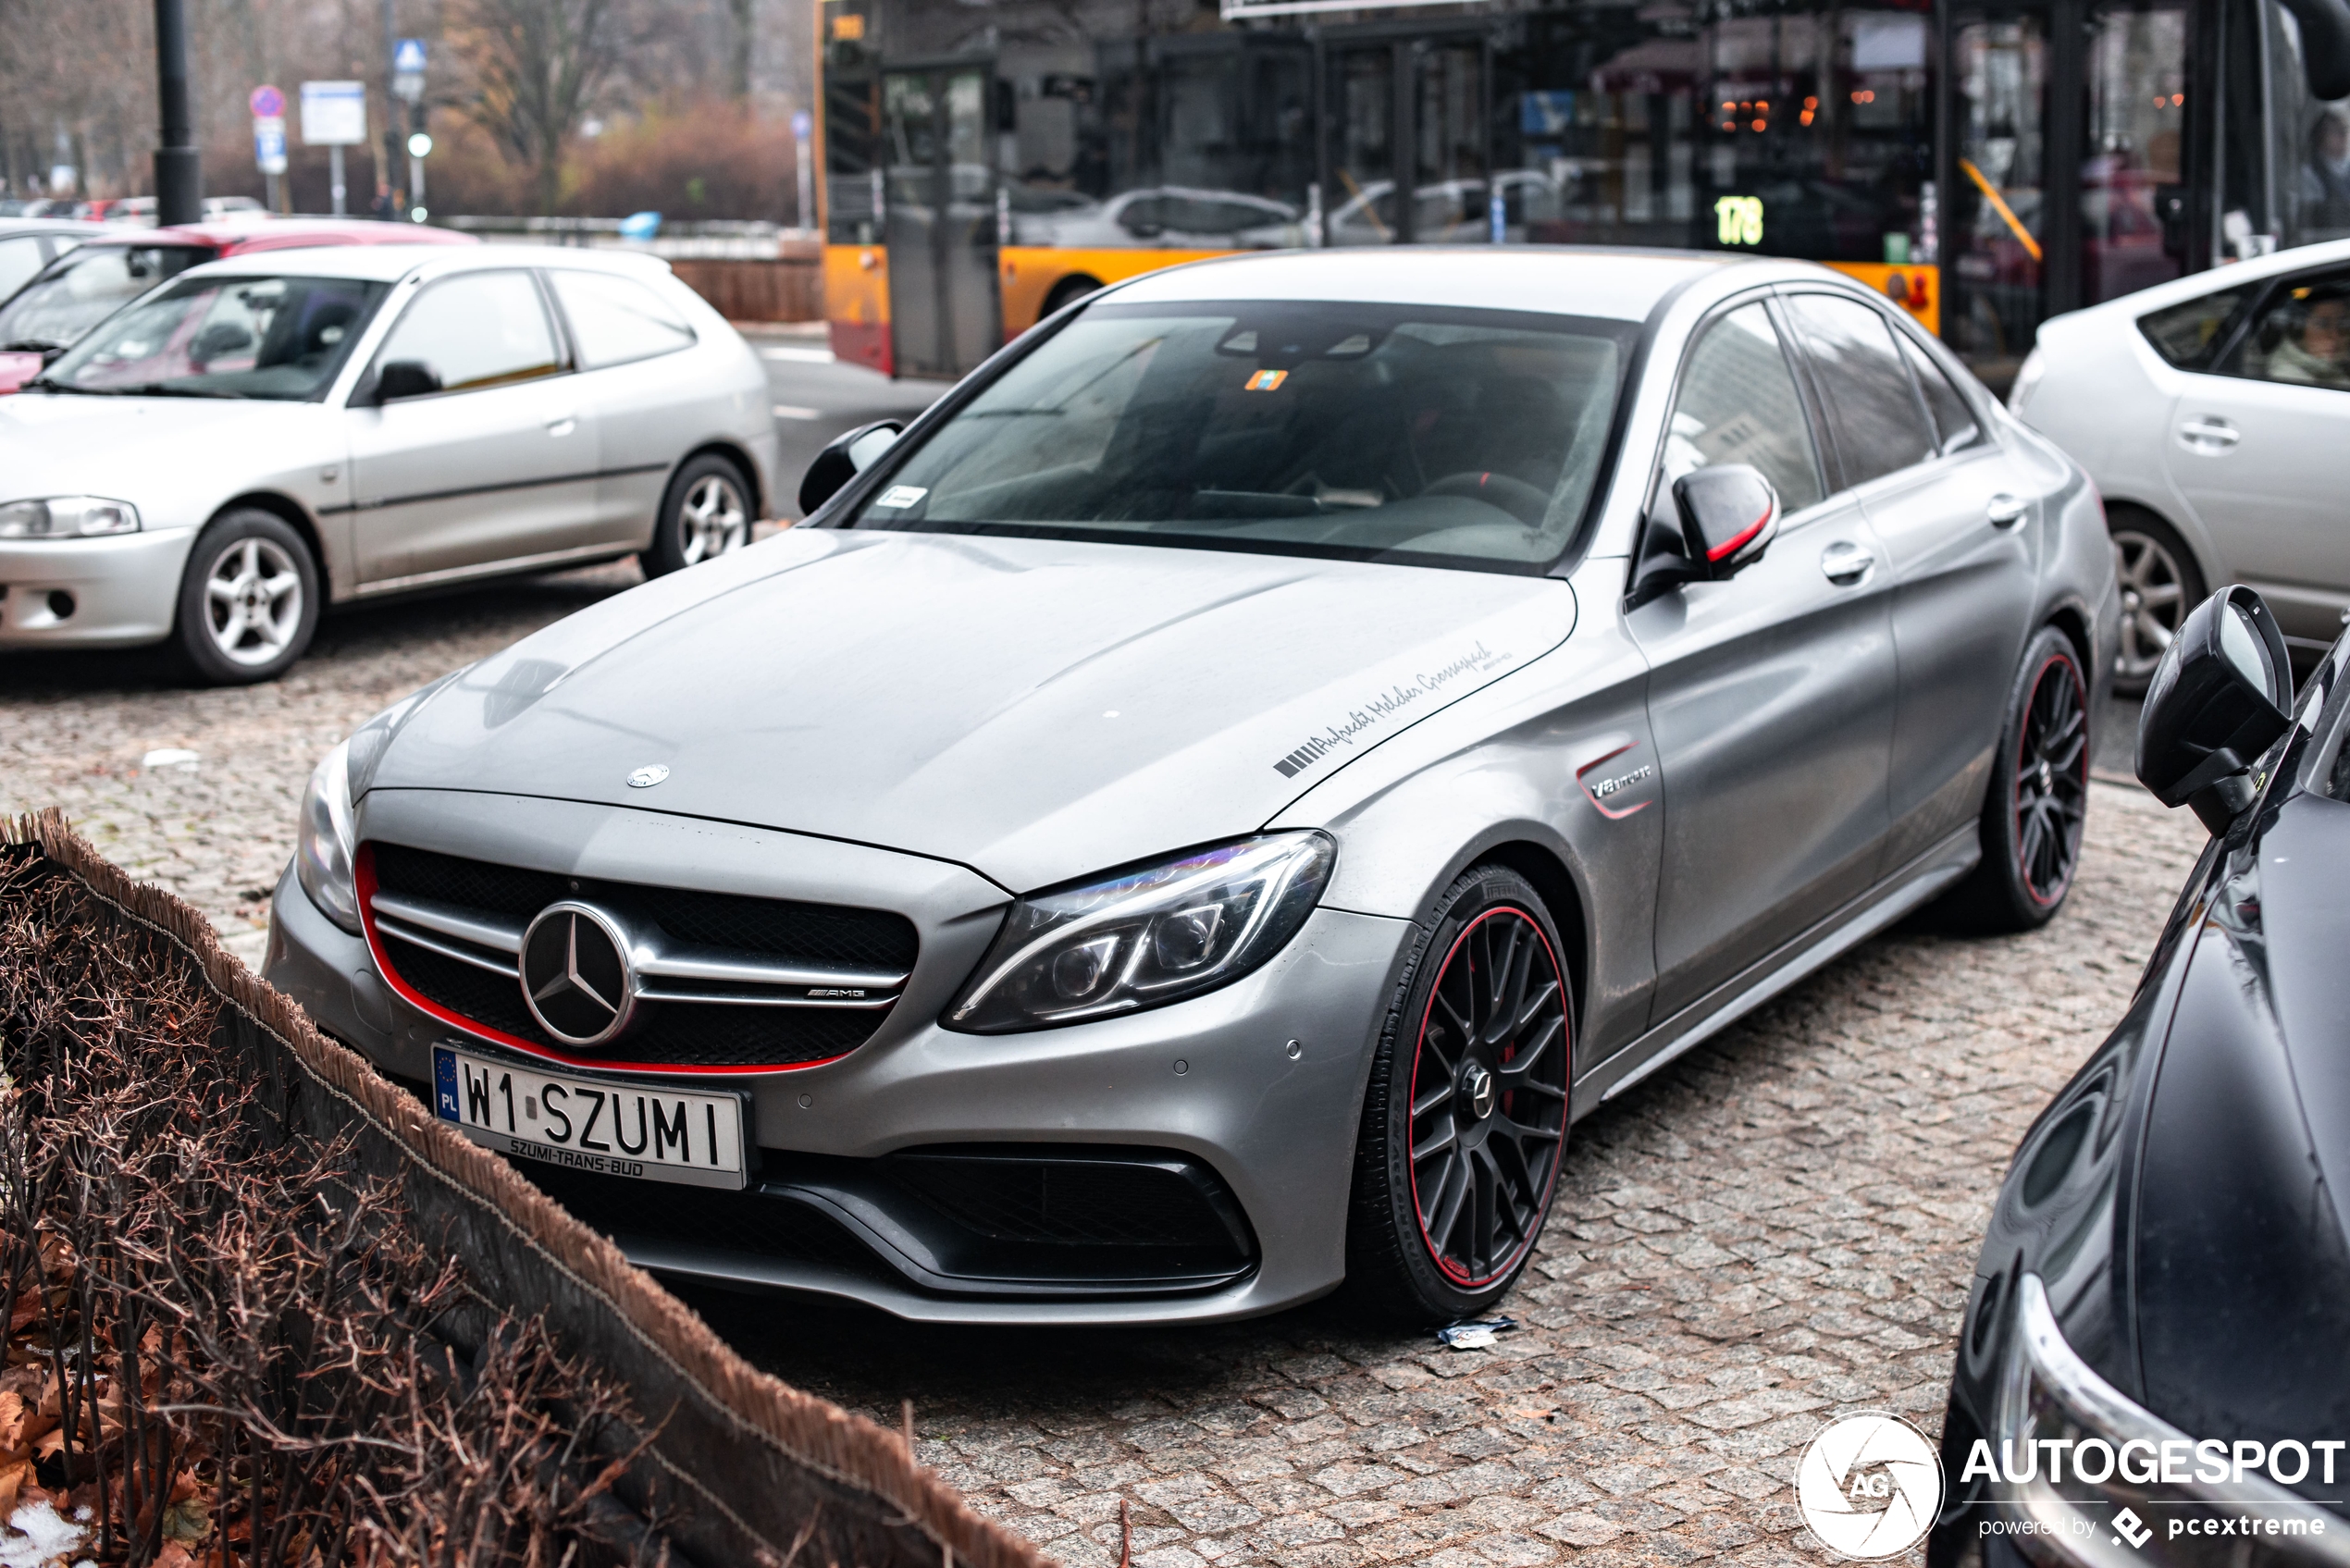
(627, 763, 669, 788)
(1464, 1062, 1496, 1120)
(518, 902, 637, 1047)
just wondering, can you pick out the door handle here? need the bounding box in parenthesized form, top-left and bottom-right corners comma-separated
(2177, 416, 2240, 451)
(1821, 540, 1876, 586)
(1986, 492, 2029, 528)
(545, 413, 579, 438)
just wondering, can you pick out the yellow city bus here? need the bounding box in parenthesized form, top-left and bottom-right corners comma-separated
(818, 0, 2350, 389)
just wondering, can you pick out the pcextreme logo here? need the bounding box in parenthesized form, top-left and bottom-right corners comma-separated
(1795, 1412, 1945, 1559)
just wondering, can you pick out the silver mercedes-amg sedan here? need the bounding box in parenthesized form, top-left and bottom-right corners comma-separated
(266, 248, 2118, 1326)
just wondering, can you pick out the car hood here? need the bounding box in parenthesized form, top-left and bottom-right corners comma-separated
(367, 528, 1577, 890)
(0, 391, 326, 519)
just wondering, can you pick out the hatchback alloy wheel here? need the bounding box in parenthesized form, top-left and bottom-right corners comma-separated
(1406, 906, 1571, 1290)
(678, 474, 748, 565)
(203, 536, 304, 668)
(2112, 525, 2190, 689)
(2014, 651, 2091, 906)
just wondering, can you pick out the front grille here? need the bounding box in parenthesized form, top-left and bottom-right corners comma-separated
(513, 1161, 890, 1278)
(367, 843, 917, 1069)
(886, 1149, 1249, 1252)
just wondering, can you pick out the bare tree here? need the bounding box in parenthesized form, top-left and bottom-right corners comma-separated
(447, 0, 620, 213)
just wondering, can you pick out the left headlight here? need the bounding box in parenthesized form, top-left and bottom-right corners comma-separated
(0, 497, 140, 539)
(295, 740, 359, 934)
(946, 832, 1335, 1033)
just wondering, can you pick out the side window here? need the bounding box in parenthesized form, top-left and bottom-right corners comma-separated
(1895, 330, 1982, 452)
(372, 271, 562, 394)
(2138, 287, 2248, 370)
(0, 237, 45, 300)
(2231, 272, 2350, 391)
(547, 270, 696, 370)
(1785, 293, 1937, 487)
(1664, 302, 1826, 515)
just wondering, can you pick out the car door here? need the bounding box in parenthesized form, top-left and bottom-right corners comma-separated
(1783, 290, 2038, 872)
(2163, 264, 2350, 647)
(345, 268, 602, 587)
(541, 267, 704, 541)
(1628, 297, 1899, 1025)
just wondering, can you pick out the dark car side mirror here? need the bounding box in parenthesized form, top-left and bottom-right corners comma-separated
(2137, 585, 2294, 833)
(369, 359, 441, 404)
(1626, 464, 1780, 611)
(798, 419, 904, 515)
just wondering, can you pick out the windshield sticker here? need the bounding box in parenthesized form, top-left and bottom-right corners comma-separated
(1271, 641, 1508, 780)
(1244, 369, 1289, 391)
(873, 485, 928, 509)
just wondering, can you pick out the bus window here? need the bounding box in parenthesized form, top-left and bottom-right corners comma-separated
(1948, 17, 2047, 388)
(2083, 0, 2188, 305)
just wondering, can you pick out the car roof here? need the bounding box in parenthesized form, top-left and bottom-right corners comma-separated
(2065, 237, 2350, 324)
(1104, 245, 1800, 323)
(0, 218, 108, 238)
(73, 218, 479, 253)
(183, 241, 677, 284)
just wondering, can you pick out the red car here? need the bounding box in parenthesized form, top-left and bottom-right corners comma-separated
(0, 219, 475, 394)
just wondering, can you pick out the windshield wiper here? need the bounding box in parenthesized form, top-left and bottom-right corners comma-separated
(20, 377, 111, 394)
(0, 340, 60, 353)
(114, 383, 246, 400)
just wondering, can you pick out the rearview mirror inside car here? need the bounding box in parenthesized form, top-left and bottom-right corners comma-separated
(798, 419, 904, 516)
(2137, 584, 2294, 833)
(1626, 463, 1780, 611)
(371, 360, 442, 403)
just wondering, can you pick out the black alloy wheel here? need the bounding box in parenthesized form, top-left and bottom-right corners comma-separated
(2012, 647, 2092, 907)
(1349, 865, 1572, 1322)
(1936, 624, 2093, 932)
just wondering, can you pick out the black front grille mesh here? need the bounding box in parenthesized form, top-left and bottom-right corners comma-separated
(513, 1162, 889, 1277)
(369, 843, 913, 1069)
(887, 1153, 1248, 1253)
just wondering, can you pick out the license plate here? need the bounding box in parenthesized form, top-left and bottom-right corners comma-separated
(431, 1044, 748, 1191)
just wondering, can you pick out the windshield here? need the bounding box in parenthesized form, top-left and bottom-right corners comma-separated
(843, 301, 1636, 572)
(0, 243, 208, 350)
(40, 273, 389, 400)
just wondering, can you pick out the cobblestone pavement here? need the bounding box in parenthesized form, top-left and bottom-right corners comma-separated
(0, 578, 2209, 1567)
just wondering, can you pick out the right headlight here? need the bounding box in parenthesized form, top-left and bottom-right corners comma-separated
(0, 496, 140, 539)
(295, 739, 358, 934)
(946, 832, 1335, 1033)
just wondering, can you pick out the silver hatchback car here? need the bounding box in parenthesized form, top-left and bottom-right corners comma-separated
(0, 244, 777, 683)
(267, 249, 2116, 1325)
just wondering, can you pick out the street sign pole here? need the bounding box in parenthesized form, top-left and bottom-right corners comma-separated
(392, 38, 427, 220)
(251, 86, 288, 215)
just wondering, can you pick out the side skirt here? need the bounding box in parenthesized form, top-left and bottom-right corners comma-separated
(1569, 824, 1982, 1117)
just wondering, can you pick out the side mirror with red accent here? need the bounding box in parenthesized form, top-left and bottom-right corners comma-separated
(1673, 463, 1780, 579)
(1625, 463, 1781, 611)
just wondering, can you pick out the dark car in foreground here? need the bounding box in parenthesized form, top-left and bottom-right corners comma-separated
(1932, 586, 2350, 1565)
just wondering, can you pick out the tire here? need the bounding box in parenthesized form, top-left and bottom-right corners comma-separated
(1346, 865, 1573, 1325)
(1042, 275, 1103, 317)
(643, 453, 753, 577)
(2108, 506, 2203, 697)
(171, 509, 320, 685)
(1936, 626, 2093, 932)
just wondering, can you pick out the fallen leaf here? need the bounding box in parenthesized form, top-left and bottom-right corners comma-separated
(0, 1458, 24, 1515)
(162, 1497, 211, 1544)
(155, 1541, 195, 1568)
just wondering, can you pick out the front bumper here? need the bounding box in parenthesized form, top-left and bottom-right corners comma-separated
(0, 526, 194, 648)
(266, 790, 1415, 1325)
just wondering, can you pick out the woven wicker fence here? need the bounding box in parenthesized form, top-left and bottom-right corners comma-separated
(0, 809, 1054, 1568)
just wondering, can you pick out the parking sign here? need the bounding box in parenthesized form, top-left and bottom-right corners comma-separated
(300, 80, 368, 145)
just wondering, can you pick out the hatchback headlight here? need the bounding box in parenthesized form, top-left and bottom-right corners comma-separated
(946, 833, 1335, 1032)
(296, 740, 359, 933)
(0, 496, 140, 538)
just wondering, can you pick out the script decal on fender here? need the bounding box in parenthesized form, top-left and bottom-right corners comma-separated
(1270, 642, 1509, 780)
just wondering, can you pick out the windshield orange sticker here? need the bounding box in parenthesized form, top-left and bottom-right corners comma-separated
(1245, 369, 1288, 391)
